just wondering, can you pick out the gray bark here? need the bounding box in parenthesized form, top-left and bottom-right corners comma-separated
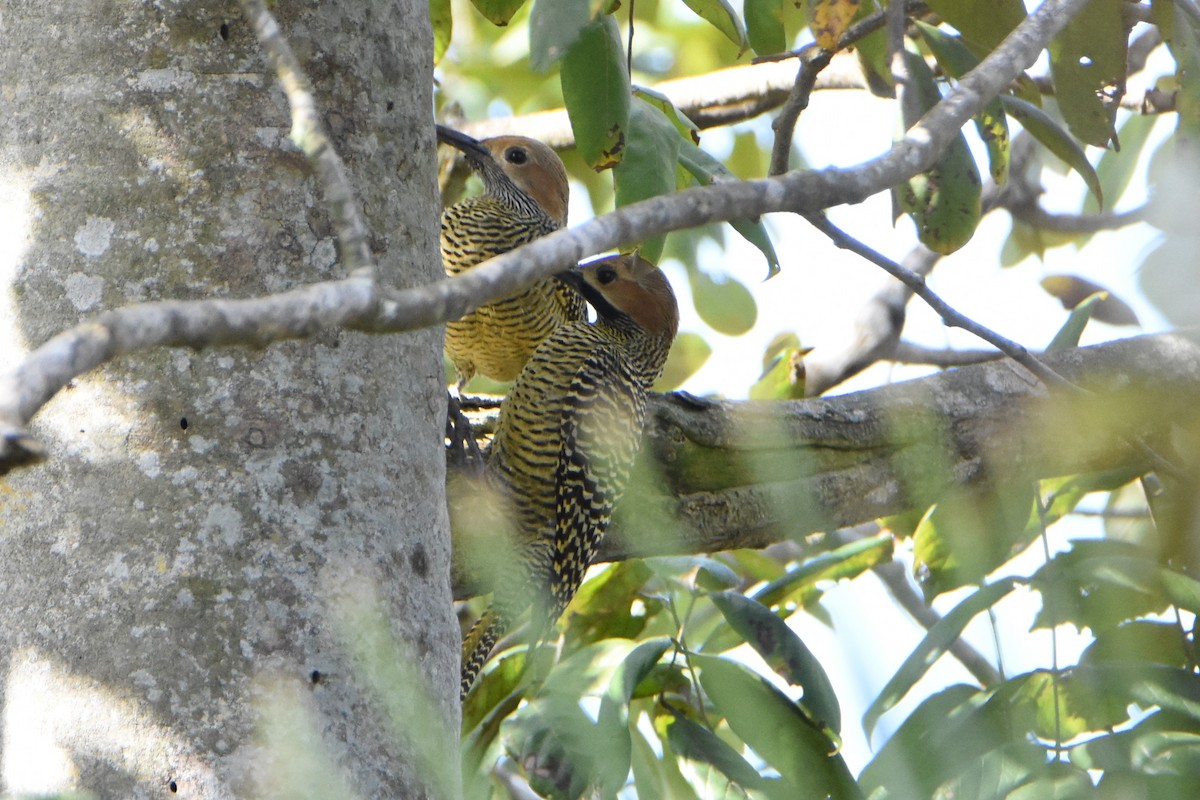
(0, 2, 456, 798)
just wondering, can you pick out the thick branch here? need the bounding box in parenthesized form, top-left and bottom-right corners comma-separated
(603, 330, 1200, 561)
(450, 331, 1200, 595)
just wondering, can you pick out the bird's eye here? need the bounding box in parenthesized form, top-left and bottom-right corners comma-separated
(505, 147, 529, 165)
(597, 267, 618, 285)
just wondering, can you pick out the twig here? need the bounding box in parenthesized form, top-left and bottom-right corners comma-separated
(768, 3, 926, 176)
(874, 559, 1002, 687)
(889, 342, 1004, 367)
(238, 0, 374, 276)
(802, 212, 1074, 389)
(461, 58, 868, 147)
(1007, 202, 1149, 233)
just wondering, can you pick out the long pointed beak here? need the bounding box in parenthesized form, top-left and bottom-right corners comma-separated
(435, 124, 490, 159)
(554, 269, 584, 291)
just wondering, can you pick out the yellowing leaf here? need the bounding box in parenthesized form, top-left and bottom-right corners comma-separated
(808, 0, 859, 51)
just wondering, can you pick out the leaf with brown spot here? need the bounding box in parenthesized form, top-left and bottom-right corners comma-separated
(1041, 275, 1140, 327)
(808, 0, 859, 50)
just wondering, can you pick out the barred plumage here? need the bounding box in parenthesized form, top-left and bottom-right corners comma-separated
(436, 125, 587, 384)
(460, 253, 679, 699)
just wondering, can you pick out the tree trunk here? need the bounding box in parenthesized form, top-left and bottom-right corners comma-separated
(0, 2, 456, 798)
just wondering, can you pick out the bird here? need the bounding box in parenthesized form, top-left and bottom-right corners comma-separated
(458, 253, 680, 700)
(435, 124, 587, 386)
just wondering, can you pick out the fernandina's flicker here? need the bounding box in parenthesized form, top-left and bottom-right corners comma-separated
(435, 124, 587, 385)
(459, 253, 679, 699)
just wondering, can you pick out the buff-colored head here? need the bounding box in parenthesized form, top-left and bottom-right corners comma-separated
(436, 125, 569, 227)
(478, 136, 569, 228)
(561, 253, 680, 339)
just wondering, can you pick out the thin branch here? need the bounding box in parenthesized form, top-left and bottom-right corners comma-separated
(874, 559, 1002, 686)
(1, 0, 1093, 470)
(460, 57, 867, 147)
(890, 341, 1005, 367)
(1007, 201, 1149, 233)
(769, 50, 833, 176)
(803, 243, 941, 396)
(238, 0, 374, 276)
(768, 4, 911, 175)
(802, 212, 1074, 389)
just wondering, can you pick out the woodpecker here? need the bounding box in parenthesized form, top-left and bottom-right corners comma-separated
(435, 124, 587, 385)
(460, 253, 679, 699)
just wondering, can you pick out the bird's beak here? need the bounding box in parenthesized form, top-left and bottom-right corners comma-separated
(435, 124, 490, 159)
(554, 269, 584, 291)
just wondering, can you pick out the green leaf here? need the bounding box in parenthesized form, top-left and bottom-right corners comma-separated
(430, 0, 453, 65)
(1029, 540, 1200, 632)
(1081, 113, 1159, 218)
(1154, 0, 1200, 138)
(678, 140, 781, 277)
(912, 484, 1036, 597)
(694, 656, 858, 799)
(752, 532, 894, 610)
(1045, 292, 1103, 352)
(893, 47, 982, 255)
(1000, 95, 1103, 206)
(1081, 621, 1192, 669)
(561, 14, 630, 171)
(614, 98, 683, 260)
(633, 723, 701, 800)
(654, 332, 712, 391)
(1006, 763, 1095, 800)
(745, 0, 786, 56)
(664, 712, 769, 791)
(922, 0, 1026, 51)
(633, 86, 701, 144)
(511, 693, 627, 799)
(682, 0, 748, 53)
(611, 638, 673, 705)
(469, 0, 528, 26)
(565, 561, 656, 645)
(689, 270, 757, 336)
(1047, 0, 1125, 148)
(863, 577, 1018, 736)
(914, 21, 1009, 185)
(860, 684, 985, 799)
(529, 0, 592, 72)
(711, 592, 842, 732)
(694, 558, 742, 591)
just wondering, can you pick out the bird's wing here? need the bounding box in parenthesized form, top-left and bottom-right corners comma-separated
(549, 344, 647, 615)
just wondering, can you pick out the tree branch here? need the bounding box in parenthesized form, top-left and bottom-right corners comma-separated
(457, 57, 868, 148)
(0, 0, 1092, 471)
(449, 331, 1200, 595)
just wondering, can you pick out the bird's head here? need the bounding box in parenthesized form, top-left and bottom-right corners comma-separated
(436, 125, 569, 227)
(557, 254, 679, 339)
